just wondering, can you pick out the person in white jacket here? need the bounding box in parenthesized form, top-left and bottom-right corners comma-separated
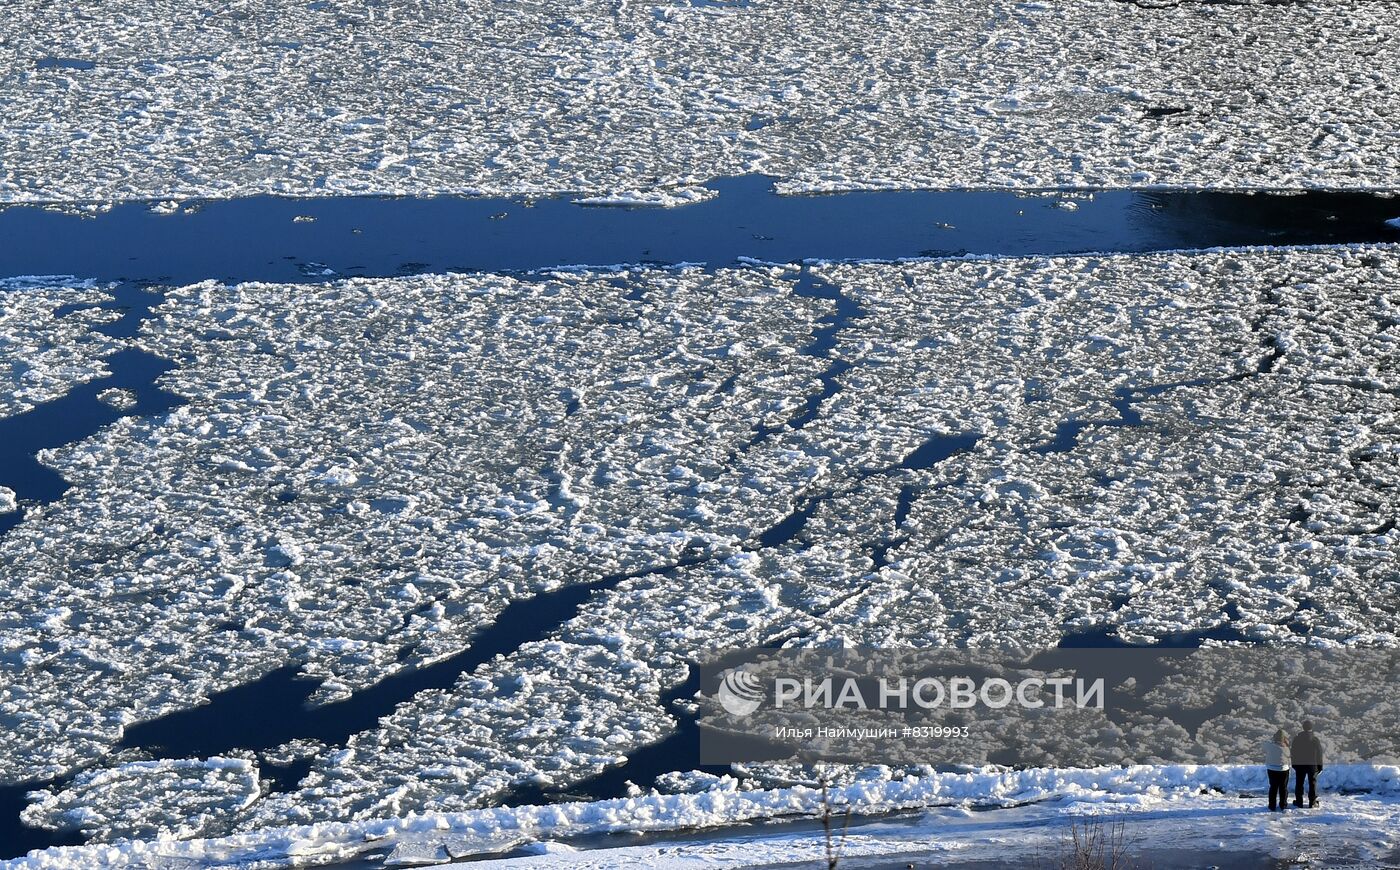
(1264, 729, 1291, 811)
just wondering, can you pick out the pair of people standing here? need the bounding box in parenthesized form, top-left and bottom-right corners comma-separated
(1264, 721, 1325, 811)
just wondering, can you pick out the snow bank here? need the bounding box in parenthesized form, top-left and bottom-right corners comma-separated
(466, 791, 1400, 869)
(5, 764, 1399, 868)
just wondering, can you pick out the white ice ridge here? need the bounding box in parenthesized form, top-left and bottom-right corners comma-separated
(4, 764, 1400, 868)
(1, 249, 1397, 845)
(3, 1, 1400, 204)
(0, 277, 122, 419)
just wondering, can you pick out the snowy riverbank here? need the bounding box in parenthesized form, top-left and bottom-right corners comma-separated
(5, 764, 1399, 868)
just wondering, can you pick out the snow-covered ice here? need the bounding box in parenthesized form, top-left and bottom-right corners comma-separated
(794, 247, 1400, 648)
(1, 246, 1397, 854)
(7, 1, 1400, 863)
(20, 758, 260, 844)
(2, 2, 1399, 204)
(440, 788, 1400, 869)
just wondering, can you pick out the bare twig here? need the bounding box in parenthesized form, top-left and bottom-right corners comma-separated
(1052, 817, 1138, 870)
(819, 780, 852, 870)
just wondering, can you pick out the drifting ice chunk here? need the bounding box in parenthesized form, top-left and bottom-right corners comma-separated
(96, 388, 138, 410)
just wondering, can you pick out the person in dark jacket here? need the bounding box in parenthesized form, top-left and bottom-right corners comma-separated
(1291, 720, 1324, 807)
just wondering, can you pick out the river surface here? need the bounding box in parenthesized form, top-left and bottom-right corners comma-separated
(2, 177, 1398, 859)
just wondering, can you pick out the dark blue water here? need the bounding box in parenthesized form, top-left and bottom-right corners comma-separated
(749, 267, 863, 445)
(903, 433, 981, 471)
(1057, 623, 1254, 649)
(2, 178, 1398, 858)
(3, 177, 1397, 285)
(34, 58, 97, 71)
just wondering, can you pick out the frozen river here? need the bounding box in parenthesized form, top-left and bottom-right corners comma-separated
(5, 0, 1400, 865)
(1, 181, 1398, 862)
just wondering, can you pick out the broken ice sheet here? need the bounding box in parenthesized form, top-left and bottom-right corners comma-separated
(4, 248, 1398, 843)
(239, 247, 1396, 834)
(2, 2, 1400, 203)
(0, 264, 831, 796)
(792, 249, 1398, 646)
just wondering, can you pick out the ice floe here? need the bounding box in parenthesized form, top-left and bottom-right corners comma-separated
(20, 758, 260, 844)
(0, 264, 830, 796)
(571, 186, 720, 208)
(791, 246, 1400, 648)
(0, 277, 121, 419)
(94, 388, 138, 411)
